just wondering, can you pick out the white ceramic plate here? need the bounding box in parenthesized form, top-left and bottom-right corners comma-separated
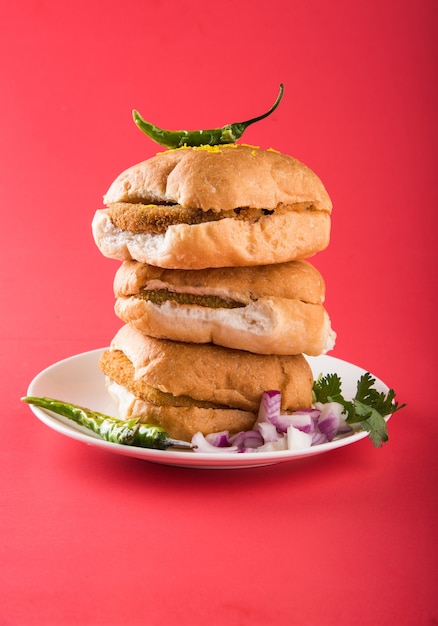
(26, 349, 390, 469)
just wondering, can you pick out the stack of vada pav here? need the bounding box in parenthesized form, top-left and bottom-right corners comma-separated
(92, 143, 335, 442)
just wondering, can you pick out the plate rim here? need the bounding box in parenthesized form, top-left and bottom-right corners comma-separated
(25, 348, 390, 469)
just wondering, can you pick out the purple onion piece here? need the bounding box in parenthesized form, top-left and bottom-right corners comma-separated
(270, 410, 319, 434)
(192, 432, 238, 453)
(311, 431, 329, 445)
(292, 409, 321, 420)
(257, 390, 281, 424)
(316, 402, 349, 442)
(229, 430, 264, 450)
(205, 431, 231, 447)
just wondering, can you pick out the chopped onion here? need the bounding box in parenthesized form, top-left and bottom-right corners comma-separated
(287, 426, 313, 450)
(311, 431, 329, 445)
(257, 420, 280, 442)
(257, 438, 288, 452)
(256, 390, 281, 424)
(190, 392, 354, 454)
(286, 411, 314, 433)
(205, 431, 231, 447)
(192, 432, 238, 454)
(274, 409, 321, 434)
(315, 402, 352, 442)
(229, 430, 264, 451)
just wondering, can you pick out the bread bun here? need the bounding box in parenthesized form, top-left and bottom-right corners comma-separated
(98, 324, 314, 440)
(92, 144, 332, 269)
(104, 144, 332, 212)
(113, 260, 336, 355)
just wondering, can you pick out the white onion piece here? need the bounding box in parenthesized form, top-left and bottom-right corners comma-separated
(287, 426, 313, 450)
(257, 438, 288, 452)
(284, 412, 314, 433)
(257, 420, 280, 442)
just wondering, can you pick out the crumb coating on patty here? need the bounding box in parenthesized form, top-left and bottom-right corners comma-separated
(106, 201, 316, 234)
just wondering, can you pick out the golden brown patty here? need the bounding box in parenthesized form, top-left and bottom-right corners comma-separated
(107, 201, 316, 235)
(137, 289, 245, 309)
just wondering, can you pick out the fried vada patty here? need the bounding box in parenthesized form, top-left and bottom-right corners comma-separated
(135, 288, 244, 309)
(113, 260, 336, 356)
(106, 201, 314, 235)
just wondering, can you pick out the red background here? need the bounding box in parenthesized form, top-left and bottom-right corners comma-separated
(1, 1, 437, 624)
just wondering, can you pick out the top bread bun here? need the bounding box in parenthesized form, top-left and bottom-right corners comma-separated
(104, 144, 332, 213)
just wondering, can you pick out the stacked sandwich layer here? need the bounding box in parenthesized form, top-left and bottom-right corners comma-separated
(92, 144, 335, 442)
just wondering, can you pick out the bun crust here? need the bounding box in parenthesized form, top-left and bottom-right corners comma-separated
(114, 259, 326, 302)
(112, 260, 336, 355)
(93, 144, 332, 268)
(104, 144, 332, 213)
(103, 324, 314, 412)
(92, 207, 330, 269)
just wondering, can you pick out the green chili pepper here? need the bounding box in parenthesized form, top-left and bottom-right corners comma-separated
(22, 396, 193, 450)
(132, 84, 284, 149)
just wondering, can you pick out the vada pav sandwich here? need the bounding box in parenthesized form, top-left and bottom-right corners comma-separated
(92, 144, 332, 269)
(112, 259, 336, 356)
(98, 324, 314, 442)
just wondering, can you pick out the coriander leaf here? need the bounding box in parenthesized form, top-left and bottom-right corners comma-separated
(312, 373, 343, 404)
(353, 373, 406, 419)
(347, 373, 405, 446)
(313, 371, 405, 447)
(356, 373, 404, 417)
(354, 401, 389, 447)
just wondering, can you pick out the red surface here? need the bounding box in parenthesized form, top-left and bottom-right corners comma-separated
(1, 1, 437, 624)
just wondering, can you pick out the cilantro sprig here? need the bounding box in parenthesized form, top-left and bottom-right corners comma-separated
(312, 372, 405, 447)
